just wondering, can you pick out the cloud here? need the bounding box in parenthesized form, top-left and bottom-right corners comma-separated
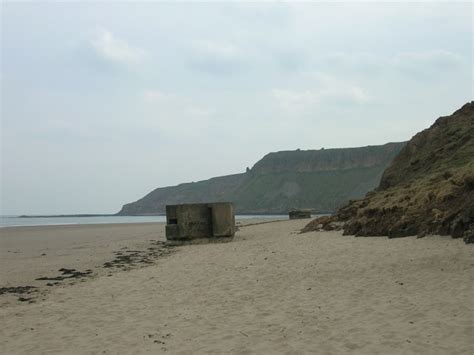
(189, 40, 247, 74)
(272, 89, 317, 111)
(143, 90, 169, 104)
(272, 75, 371, 112)
(309, 50, 467, 83)
(185, 107, 216, 117)
(91, 29, 145, 65)
(391, 50, 465, 73)
(140, 90, 216, 138)
(193, 40, 242, 61)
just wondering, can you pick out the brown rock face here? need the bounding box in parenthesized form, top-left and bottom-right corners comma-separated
(303, 102, 474, 242)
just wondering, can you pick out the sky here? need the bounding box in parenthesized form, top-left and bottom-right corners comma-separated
(1, 1, 473, 215)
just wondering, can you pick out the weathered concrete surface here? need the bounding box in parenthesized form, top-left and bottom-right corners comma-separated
(288, 209, 311, 219)
(166, 203, 235, 245)
(289, 209, 312, 220)
(211, 203, 235, 237)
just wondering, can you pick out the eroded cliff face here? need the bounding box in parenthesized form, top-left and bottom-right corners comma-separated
(252, 143, 404, 174)
(117, 142, 405, 215)
(303, 102, 474, 243)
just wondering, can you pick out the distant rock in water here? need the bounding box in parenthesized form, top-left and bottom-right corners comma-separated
(303, 102, 474, 242)
(117, 143, 405, 216)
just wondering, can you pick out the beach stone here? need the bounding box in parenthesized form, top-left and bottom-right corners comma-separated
(463, 226, 474, 244)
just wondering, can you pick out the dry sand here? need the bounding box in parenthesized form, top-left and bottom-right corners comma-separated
(0, 222, 166, 291)
(0, 219, 472, 354)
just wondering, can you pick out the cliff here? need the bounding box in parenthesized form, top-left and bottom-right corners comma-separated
(117, 142, 405, 215)
(302, 102, 474, 243)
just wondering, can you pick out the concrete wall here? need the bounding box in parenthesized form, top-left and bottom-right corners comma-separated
(166, 202, 235, 244)
(289, 210, 312, 219)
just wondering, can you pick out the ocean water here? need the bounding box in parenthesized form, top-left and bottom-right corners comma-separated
(0, 215, 288, 228)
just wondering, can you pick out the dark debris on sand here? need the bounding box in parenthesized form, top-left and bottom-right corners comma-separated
(102, 240, 174, 270)
(36, 268, 93, 281)
(1, 241, 174, 305)
(0, 285, 38, 302)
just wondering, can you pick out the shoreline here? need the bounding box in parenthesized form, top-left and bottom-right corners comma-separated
(0, 215, 289, 229)
(0, 221, 165, 230)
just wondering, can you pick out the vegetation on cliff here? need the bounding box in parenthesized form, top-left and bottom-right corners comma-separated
(117, 143, 405, 215)
(302, 102, 474, 243)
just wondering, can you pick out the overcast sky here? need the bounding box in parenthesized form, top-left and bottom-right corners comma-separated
(1, 1, 472, 215)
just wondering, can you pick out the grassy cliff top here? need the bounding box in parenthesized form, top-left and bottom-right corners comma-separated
(252, 142, 405, 174)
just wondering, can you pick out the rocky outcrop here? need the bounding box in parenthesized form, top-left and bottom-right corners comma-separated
(303, 102, 474, 242)
(117, 143, 405, 215)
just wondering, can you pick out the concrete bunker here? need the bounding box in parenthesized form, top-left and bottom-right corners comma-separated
(165, 202, 235, 245)
(289, 209, 312, 220)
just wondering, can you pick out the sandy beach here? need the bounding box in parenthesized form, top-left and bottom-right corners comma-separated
(1, 219, 472, 354)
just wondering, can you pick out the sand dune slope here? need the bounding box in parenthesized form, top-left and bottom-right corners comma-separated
(1, 220, 472, 354)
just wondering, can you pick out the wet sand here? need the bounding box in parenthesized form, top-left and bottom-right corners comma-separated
(1, 220, 472, 354)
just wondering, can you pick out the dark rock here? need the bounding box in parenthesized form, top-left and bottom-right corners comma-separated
(463, 226, 474, 244)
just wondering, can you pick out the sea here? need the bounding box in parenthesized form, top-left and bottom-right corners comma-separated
(0, 215, 288, 228)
